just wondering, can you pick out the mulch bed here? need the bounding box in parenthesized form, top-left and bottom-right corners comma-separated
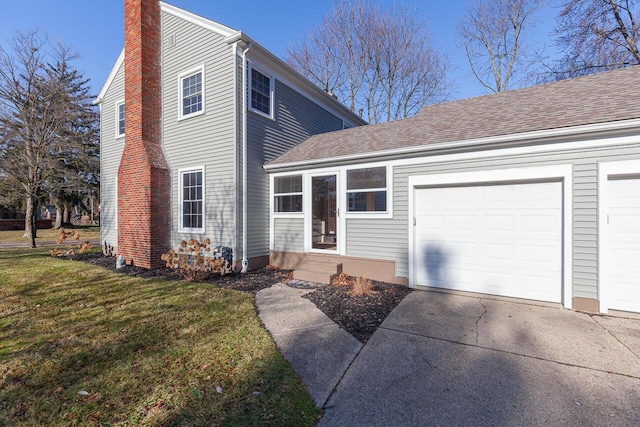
(302, 280, 411, 343)
(70, 253, 411, 343)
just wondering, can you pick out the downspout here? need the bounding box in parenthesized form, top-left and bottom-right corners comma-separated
(241, 42, 251, 273)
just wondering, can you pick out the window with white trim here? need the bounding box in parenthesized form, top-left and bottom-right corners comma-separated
(180, 67, 203, 119)
(250, 68, 272, 116)
(180, 168, 204, 231)
(116, 101, 125, 137)
(346, 166, 387, 212)
(274, 175, 302, 213)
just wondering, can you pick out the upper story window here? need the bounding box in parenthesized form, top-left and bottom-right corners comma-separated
(179, 167, 204, 232)
(250, 67, 273, 117)
(179, 66, 204, 119)
(274, 175, 302, 213)
(347, 166, 387, 212)
(115, 101, 125, 138)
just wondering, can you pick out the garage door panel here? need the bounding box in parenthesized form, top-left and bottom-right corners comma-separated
(482, 243, 516, 262)
(607, 178, 640, 313)
(482, 215, 515, 232)
(414, 181, 562, 303)
(446, 187, 479, 202)
(447, 215, 477, 230)
(521, 214, 559, 233)
(610, 212, 640, 234)
(521, 244, 560, 264)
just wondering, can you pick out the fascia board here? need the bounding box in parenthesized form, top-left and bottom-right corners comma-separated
(94, 49, 124, 105)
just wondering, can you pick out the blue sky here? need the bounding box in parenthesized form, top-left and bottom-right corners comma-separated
(0, 0, 559, 102)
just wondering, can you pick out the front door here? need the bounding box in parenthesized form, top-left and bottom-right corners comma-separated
(311, 174, 338, 251)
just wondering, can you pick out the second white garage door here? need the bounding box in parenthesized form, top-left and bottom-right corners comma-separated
(414, 181, 563, 303)
(604, 177, 640, 313)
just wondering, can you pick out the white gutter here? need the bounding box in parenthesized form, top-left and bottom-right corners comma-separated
(263, 118, 640, 171)
(241, 42, 251, 273)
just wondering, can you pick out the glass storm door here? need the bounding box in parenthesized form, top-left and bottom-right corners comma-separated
(311, 174, 338, 251)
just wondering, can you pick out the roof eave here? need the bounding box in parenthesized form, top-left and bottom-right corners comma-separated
(94, 49, 124, 105)
(264, 118, 640, 172)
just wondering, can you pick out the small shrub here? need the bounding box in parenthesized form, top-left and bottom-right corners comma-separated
(331, 272, 352, 287)
(49, 229, 92, 257)
(349, 275, 375, 296)
(161, 238, 231, 282)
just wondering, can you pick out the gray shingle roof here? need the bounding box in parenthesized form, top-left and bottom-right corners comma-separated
(268, 65, 640, 167)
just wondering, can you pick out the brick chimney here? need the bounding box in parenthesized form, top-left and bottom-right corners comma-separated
(118, 0, 170, 268)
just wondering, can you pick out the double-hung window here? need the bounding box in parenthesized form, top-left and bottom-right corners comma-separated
(274, 175, 302, 213)
(179, 66, 204, 119)
(115, 101, 125, 137)
(346, 166, 388, 212)
(180, 168, 204, 232)
(250, 67, 272, 117)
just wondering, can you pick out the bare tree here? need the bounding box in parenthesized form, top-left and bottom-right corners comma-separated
(551, 0, 639, 79)
(0, 30, 98, 246)
(287, 0, 449, 123)
(458, 0, 542, 93)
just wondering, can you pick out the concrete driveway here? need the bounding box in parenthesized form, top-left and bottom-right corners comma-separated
(257, 286, 640, 426)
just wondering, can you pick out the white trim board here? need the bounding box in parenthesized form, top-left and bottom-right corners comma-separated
(408, 164, 573, 309)
(598, 159, 640, 313)
(95, 50, 124, 104)
(177, 165, 206, 234)
(304, 170, 345, 255)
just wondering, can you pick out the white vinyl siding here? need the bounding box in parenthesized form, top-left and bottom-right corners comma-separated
(100, 62, 125, 249)
(247, 79, 346, 259)
(162, 11, 236, 250)
(273, 217, 305, 252)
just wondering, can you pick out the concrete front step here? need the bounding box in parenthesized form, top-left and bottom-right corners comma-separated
(292, 257, 343, 284)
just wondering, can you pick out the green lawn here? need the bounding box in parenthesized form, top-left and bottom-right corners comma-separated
(0, 224, 101, 243)
(0, 249, 321, 426)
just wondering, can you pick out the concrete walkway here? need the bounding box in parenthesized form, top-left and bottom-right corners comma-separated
(256, 286, 640, 426)
(255, 283, 362, 406)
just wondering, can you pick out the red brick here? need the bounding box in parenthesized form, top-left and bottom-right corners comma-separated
(118, 0, 170, 269)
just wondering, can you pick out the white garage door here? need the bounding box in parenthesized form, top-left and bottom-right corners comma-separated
(606, 178, 640, 312)
(414, 181, 563, 303)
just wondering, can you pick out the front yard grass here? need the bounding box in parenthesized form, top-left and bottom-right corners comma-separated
(0, 249, 321, 426)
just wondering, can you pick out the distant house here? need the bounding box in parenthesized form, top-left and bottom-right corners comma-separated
(0, 196, 53, 231)
(95, 1, 365, 270)
(0, 196, 23, 232)
(0, 201, 23, 221)
(266, 65, 640, 315)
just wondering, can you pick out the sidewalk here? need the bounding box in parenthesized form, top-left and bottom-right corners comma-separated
(255, 283, 362, 407)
